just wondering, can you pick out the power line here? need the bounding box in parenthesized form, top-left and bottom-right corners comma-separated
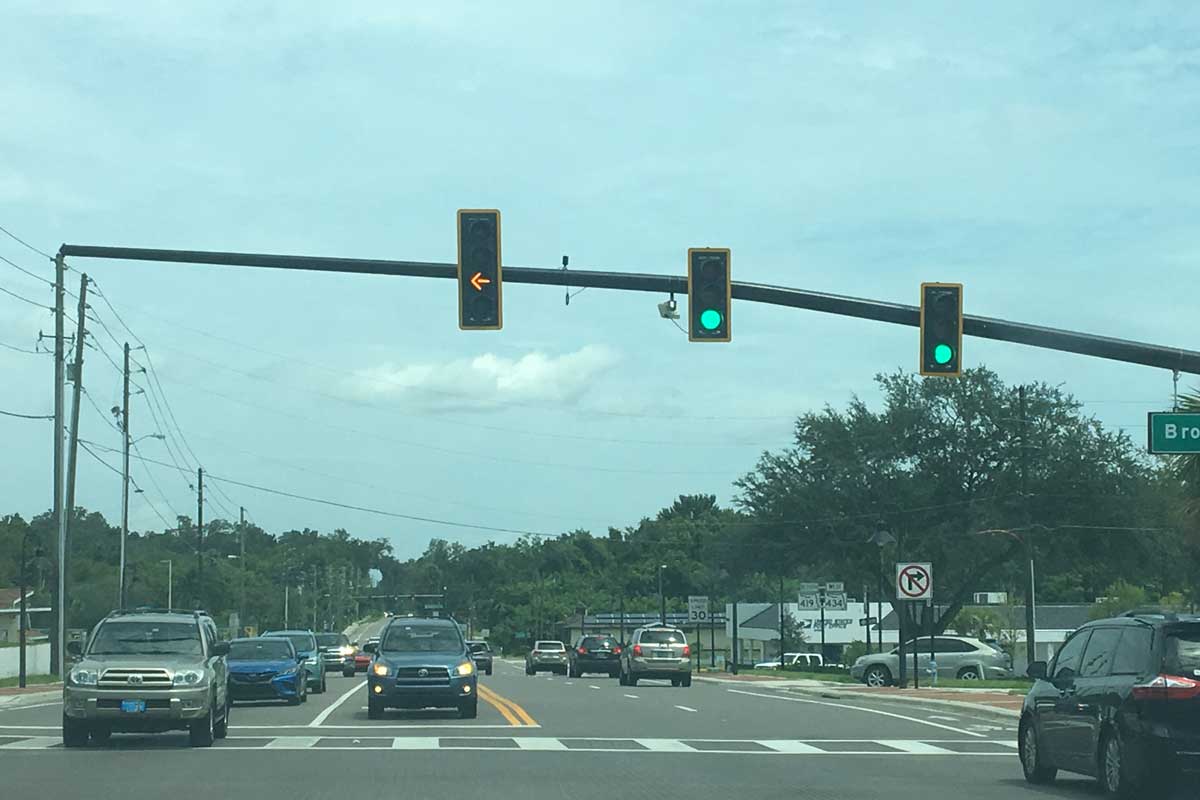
(132, 379, 195, 485)
(0, 339, 45, 355)
(76, 439, 172, 529)
(131, 438, 182, 522)
(0, 222, 53, 260)
(0, 408, 53, 420)
(0, 253, 52, 285)
(0, 281, 50, 309)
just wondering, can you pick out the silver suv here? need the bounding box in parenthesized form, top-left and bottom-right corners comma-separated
(62, 608, 231, 747)
(619, 625, 692, 687)
(850, 635, 1013, 686)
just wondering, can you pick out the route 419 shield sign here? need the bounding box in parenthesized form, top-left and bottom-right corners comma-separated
(895, 562, 932, 601)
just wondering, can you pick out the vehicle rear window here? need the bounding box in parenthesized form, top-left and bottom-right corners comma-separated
(469, 642, 490, 653)
(265, 633, 316, 654)
(640, 630, 685, 644)
(230, 639, 293, 660)
(1164, 629, 1200, 678)
(315, 633, 348, 647)
(535, 641, 565, 651)
(581, 637, 617, 649)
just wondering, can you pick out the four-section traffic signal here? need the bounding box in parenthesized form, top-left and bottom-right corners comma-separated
(457, 209, 503, 330)
(919, 282, 963, 376)
(687, 248, 731, 342)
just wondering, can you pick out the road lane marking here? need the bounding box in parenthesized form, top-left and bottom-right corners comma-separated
(0, 725, 59, 730)
(928, 715, 958, 722)
(564, 682, 574, 686)
(635, 738, 696, 752)
(674, 705, 698, 713)
(589, 685, 600, 689)
(309, 680, 367, 727)
(726, 689, 986, 738)
(623, 694, 639, 699)
(0, 736, 59, 749)
(477, 683, 537, 727)
(759, 740, 825, 753)
(265, 736, 320, 748)
(0, 701, 62, 712)
(392, 736, 439, 749)
(515, 737, 568, 751)
(234, 723, 532, 730)
(878, 740, 957, 755)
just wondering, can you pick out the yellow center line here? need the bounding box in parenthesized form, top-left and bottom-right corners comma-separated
(477, 684, 538, 727)
(476, 684, 521, 726)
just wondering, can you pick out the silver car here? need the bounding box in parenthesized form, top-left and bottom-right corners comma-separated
(525, 640, 568, 674)
(619, 625, 692, 687)
(850, 635, 1012, 686)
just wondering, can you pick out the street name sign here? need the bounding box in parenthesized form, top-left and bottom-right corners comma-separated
(1147, 412, 1200, 454)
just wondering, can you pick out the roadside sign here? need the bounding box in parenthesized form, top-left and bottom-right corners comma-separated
(1147, 412, 1200, 454)
(896, 562, 933, 600)
(797, 592, 821, 609)
(859, 616, 878, 626)
(822, 591, 848, 611)
(687, 595, 709, 622)
(824, 582, 844, 592)
(797, 582, 820, 594)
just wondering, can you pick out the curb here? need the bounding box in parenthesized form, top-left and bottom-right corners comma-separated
(782, 685, 1020, 720)
(0, 689, 61, 709)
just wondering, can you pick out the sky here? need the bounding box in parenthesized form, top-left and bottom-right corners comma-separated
(1, 2, 1198, 561)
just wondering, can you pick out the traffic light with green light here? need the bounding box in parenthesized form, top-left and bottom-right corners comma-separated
(919, 282, 963, 376)
(687, 248, 731, 342)
(457, 209, 503, 330)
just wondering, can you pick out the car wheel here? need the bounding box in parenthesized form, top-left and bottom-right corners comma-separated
(1019, 718, 1056, 784)
(367, 697, 384, 720)
(1100, 729, 1137, 798)
(287, 694, 302, 706)
(671, 677, 680, 687)
(343, 667, 356, 678)
(62, 714, 89, 748)
(681, 674, 692, 688)
(213, 695, 230, 739)
(618, 668, 628, 686)
(610, 670, 620, 679)
(628, 674, 638, 687)
(956, 667, 980, 681)
(189, 705, 215, 748)
(89, 725, 111, 745)
(526, 664, 534, 676)
(320, 673, 327, 693)
(485, 665, 492, 675)
(458, 698, 478, 719)
(864, 665, 891, 687)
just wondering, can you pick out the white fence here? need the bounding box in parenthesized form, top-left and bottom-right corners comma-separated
(0, 643, 51, 679)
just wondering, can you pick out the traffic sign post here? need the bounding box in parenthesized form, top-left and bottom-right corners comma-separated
(688, 595, 709, 668)
(1147, 412, 1200, 453)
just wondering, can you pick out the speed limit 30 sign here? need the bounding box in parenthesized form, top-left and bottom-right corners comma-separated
(895, 562, 932, 601)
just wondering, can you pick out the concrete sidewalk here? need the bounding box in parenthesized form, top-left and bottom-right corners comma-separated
(0, 685, 61, 709)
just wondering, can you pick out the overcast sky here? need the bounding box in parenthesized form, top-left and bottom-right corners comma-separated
(1, 2, 1197, 560)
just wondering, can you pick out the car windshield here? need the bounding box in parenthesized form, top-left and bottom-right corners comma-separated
(229, 640, 293, 660)
(1164, 629, 1200, 677)
(265, 633, 315, 654)
(640, 630, 685, 644)
(315, 634, 348, 648)
(382, 625, 462, 653)
(88, 621, 202, 656)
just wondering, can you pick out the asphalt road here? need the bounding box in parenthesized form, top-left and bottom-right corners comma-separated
(0, 658, 1143, 800)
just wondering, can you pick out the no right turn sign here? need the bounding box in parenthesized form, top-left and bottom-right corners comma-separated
(896, 562, 932, 601)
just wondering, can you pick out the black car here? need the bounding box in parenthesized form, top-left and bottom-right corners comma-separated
(568, 634, 622, 678)
(1019, 610, 1200, 796)
(467, 640, 493, 675)
(315, 632, 356, 677)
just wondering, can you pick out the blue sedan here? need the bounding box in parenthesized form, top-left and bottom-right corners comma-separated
(226, 637, 307, 705)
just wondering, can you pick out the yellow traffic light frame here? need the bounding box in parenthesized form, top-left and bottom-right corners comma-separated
(919, 282, 963, 377)
(687, 247, 732, 343)
(457, 208, 503, 331)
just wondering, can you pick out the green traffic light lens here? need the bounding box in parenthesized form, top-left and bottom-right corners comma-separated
(934, 343, 954, 364)
(700, 309, 723, 331)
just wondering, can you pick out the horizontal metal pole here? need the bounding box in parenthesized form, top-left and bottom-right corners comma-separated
(59, 244, 1199, 375)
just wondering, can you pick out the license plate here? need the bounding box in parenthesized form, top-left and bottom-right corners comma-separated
(655, 650, 672, 659)
(120, 700, 146, 713)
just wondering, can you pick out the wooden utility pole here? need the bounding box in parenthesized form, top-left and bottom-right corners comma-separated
(61, 273, 88, 661)
(119, 342, 131, 609)
(51, 254, 65, 676)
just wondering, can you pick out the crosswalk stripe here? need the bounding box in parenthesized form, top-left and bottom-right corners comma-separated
(514, 737, 569, 751)
(0, 736, 60, 749)
(635, 738, 695, 752)
(758, 740, 825, 754)
(391, 737, 439, 749)
(878, 740, 957, 755)
(265, 736, 321, 748)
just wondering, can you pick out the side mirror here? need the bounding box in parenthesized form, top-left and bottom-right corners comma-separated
(297, 655, 306, 663)
(1026, 661, 1047, 680)
(66, 640, 82, 656)
(363, 642, 378, 654)
(211, 641, 230, 656)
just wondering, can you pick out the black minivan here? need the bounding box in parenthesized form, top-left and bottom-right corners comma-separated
(1018, 610, 1200, 796)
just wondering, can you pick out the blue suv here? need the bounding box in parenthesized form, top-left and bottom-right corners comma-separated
(365, 617, 477, 719)
(261, 630, 326, 694)
(227, 637, 307, 705)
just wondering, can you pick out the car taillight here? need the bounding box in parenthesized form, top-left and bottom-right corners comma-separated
(682, 645, 691, 657)
(1132, 674, 1200, 701)
(578, 647, 587, 654)
(613, 646, 622, 654)
(633, 644, 642, 656)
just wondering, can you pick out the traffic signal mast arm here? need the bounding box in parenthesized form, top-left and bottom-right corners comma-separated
(58, 244, 1200, 375)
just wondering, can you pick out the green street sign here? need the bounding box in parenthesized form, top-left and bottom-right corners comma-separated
(1147, 412, 1200, 454)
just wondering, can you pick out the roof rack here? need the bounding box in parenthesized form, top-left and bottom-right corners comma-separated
(1120, 608, 1180, 621)
(105, 607, 209, 619)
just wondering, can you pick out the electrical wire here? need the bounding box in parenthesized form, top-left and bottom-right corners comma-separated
(76, 439, 173, 528)
(0, 281, 51, 309)
(0, 254, 52, 285)
(0, 408, 53, 420)
(0, 223, 53, 260)
(0, 339, 44, 354)
(131, 438, 182, 522)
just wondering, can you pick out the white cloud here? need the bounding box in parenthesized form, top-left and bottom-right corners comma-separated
(345, 345, 620, 411)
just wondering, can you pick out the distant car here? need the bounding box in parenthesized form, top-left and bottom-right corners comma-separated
(261, 630, 326, 694)
(316, 632, 356, 677)
(365, 617, 478, 719)
(525, 641, 568, 675)
(849, 636, 1011, 687)
(1019, 611, 1200, 796)
(466, 640, 493, 675)
(568, 635, 622, 678)
(619, 625, 691, 687)
(227, 637, 306, 705)
(755, 652, 824, 670)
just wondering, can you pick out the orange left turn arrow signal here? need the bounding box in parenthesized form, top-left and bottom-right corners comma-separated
(470, 272, 492, 291)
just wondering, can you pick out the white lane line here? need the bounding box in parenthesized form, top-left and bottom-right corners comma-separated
(726, 689, 986, 738)
(635, 738, 695, 752)
(759, 740, 825, 754)
(564, 682, 574, 686)
(674, 705, 698, 713)
(515, 737, 569, 751)
(0, 701, 62, 712)
(928, 715, 959, 722)
(589, 685, 600, 690)
(236, 723, 537, 730)
(0, 736, 60, 749)
(392, 736, 439, 749)
(265, 736, 321, 748)
(878, 740, 958, 755)
(0, 725, 59, 730)
(309, 680, 367, 727)
(996, 741, 1019, 749)
(623, 694, 639, 699)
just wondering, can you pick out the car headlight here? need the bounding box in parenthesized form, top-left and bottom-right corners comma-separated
(372, 663, 389, 677)
(456, 660, 475, 676)
(69, 667, 99, 686)
(172, 669, 205, 686)
(276, 666, 300, 677)
(338, 645, 355, 656)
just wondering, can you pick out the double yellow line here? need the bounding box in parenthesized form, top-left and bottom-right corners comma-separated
(477, 683, 537, 726)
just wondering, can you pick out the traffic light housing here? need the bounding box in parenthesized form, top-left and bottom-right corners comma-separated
(457, 209, 502, 330)
(687, 248, 731, 342)
(919, 282, 963, 376)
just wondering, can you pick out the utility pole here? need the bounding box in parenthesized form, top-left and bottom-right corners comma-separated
(778, 575, 785, 668)
(52, 254, 65, 677)
(239, 506, 246, 636)
(195, 467, 203, 608)
(118, 342, 130, 609)
(1020, 385, 1037, 667)
(731, 597, 739, 674)
(658, 564, 666, 625)
(62, 273, 88, 661)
